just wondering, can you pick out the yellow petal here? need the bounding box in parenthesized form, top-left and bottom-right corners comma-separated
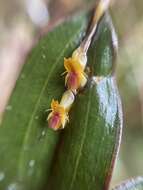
(51, 99, 59, 110)
(80, 74, 87, 88)
(72, 47, 87, 69)
(64, 57, 84, 74)
(61, 113, 69, 129)
(71, 59, 84, 74)
(64, 58, 73, 72)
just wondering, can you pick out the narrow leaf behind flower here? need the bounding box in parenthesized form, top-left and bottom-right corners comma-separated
(0, 14, 88, 190)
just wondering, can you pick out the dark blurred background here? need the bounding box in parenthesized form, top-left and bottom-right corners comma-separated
(0, 0, 143, 187)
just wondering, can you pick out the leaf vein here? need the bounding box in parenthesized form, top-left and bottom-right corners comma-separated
(69, 89, 92, 190)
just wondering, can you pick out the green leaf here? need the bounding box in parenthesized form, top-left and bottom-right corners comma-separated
(47, 15, 122, 190)
(88, 14, 117, 76)
(113, 177, 143, 190)
(0, 14, 88, 190)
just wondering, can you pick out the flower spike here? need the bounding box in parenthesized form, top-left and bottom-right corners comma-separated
(47, 0, 112, 130)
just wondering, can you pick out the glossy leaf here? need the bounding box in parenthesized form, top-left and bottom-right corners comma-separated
(0, 14, 88, 190)
(47, 15, 122, 190)
(113, 177, 143, 190)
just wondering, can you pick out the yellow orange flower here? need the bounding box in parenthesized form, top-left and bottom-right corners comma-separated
(64, 57, 87, 91)
(47, 100, 68, 130)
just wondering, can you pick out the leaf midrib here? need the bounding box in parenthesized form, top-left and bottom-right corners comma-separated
(69, 89, 92, 190)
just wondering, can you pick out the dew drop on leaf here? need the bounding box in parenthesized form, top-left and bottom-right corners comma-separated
(0, 172, 5, 182)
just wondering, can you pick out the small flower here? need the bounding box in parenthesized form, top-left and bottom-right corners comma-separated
(64, 56, 87, 92)
(47, 90, 75, 130)
(47, 100, 68, 130)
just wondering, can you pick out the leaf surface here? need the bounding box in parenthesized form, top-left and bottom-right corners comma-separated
(0, 14, 88, 190)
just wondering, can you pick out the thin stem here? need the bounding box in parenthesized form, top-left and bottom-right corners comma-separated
(81, 0, 111, 53)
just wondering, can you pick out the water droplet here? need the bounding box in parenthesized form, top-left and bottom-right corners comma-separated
(23, 146, 29, 151)
(42, 54, 46, 59)
(0, 172, 5, 181)
(6, 105, 12, 111)
(7, 182, 24, 190)
(7, 183, 17, 190)
(42, 45, 45, 49)
(21, 74, 25, 79)
(35, 116, 39, 120)
(42, 130, 46, 136)
(29, 160, 35, 167)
